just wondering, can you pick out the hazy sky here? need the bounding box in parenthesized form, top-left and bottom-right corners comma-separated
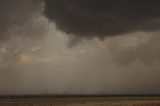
(1, 0, 160, 95)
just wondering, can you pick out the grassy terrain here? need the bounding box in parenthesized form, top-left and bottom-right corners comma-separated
(0, 96, 160, 106)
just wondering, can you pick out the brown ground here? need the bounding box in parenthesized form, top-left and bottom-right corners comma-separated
(0, 97, 160, 106)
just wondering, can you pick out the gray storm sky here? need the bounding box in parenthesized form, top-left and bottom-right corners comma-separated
(0, 0, 160, 95)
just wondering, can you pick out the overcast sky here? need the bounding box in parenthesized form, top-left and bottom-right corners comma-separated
(1, 0, 160, 95)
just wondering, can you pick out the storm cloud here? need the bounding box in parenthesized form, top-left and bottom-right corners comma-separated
(44, 0, 160, 39)
(1, 0, 160, 95)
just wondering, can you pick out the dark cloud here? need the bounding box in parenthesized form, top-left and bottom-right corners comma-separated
(44, 0, 160, 39)
(1, 0, 160, 95)
(0, 0, 47, 41)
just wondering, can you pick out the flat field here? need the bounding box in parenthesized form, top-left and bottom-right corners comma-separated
(0, 96, 160, 106)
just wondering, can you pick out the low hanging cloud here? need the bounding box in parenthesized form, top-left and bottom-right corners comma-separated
(2, 0, 160, 43)
(44, 0, 160, 40)
(112, 33, 160, 65)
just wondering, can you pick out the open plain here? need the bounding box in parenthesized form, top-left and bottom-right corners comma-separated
(0, 96, 160, 106)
